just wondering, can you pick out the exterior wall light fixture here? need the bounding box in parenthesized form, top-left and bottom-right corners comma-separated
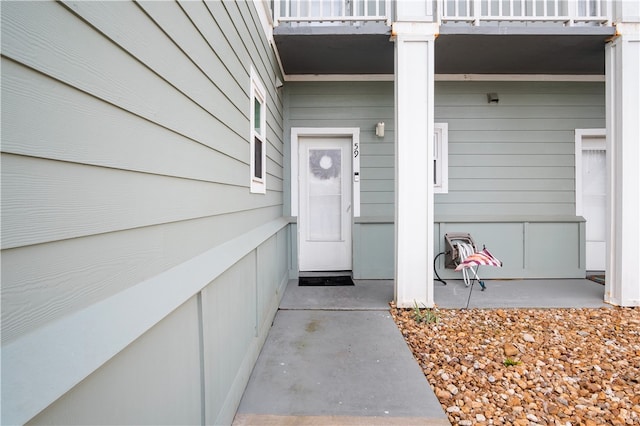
(375, 121, 385, 137)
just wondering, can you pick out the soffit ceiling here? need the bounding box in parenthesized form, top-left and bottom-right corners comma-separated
(273, 26, 615, 75)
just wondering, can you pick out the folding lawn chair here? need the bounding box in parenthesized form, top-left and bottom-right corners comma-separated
(454, 245, 502, 290)
(443, 233, 503, 291)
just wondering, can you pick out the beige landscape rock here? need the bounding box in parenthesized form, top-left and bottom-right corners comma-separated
(391, 305, 640, 425)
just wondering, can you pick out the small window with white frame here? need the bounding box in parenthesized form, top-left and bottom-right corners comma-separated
(250, 67, 267, 194)
(434, 123, 448, 194)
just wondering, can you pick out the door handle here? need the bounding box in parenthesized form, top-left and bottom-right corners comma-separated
(347, 204, 351, 213)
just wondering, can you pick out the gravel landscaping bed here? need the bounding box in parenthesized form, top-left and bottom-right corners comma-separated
(391, 304, 640, 425)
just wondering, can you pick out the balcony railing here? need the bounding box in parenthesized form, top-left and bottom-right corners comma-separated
(440, 0, 611, 26)
(273, 0, 392, 26)
(272, 0, 611, 26)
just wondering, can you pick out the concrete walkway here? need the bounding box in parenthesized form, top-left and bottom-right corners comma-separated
(234, 280, 449, 425)
(234, 277, 607, 425)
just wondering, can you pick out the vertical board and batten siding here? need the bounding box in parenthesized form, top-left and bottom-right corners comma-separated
(1, 1, 287, 425)
(27, 296, 204, 425)
(285, 81, 605, 278)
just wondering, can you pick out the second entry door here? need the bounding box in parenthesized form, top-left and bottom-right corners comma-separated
(581, 135, 606, 271)
(298, 137, 352, 271)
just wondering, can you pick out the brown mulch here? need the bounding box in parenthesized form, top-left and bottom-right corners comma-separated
(390, 304, 640, 425)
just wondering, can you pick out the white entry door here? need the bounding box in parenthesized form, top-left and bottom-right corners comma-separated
(579, 134, 606, 271)
(298, 137, 352, 271)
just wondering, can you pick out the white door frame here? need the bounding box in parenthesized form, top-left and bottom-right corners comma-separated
(291, 128, 360, 218)
(291, 128, 360, 271)
(575, 128, 607, 271)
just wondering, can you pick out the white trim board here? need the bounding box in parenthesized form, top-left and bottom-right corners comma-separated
(433, 122, 449, 194)
(2, 217, 290, 426)
(255, 0, 274, 44)
(436, 74, 606, 82)
(283, 74, 605, 82)
(290, 127, 360, 218)
(285, 74, 394, 82)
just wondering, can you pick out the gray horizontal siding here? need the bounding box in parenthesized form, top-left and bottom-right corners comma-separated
(2, 0, 284, 340)
(286, 80, 603, 280)
(285, 80, 605, 218)
(2, 154, 282, 250)
(449, 166, 575, 179)
(285, 81, 394, 217)
(2, 1, 286, 424)
(2, 60, 250, 186)
(1, 206, 283, 343)
(437, 81, 604, 217)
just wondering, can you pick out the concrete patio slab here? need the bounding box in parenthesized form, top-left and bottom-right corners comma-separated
(434, 278, 608, 309)
(234, 277, 608, 425)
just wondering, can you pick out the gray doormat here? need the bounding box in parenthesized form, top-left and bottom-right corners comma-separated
(298, 276, 354, 286)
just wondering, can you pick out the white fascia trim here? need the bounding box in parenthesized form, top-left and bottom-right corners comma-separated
(283, 74, 605, 83)
(271, 42, 287, 85)
(574, 128, 607, 216)
(435, 74, 606, 82)
(392, 21, 439, 37)
(291, 127, 360, 218)
(285, 74, 394, 82)
(255, 0, 287, 85)
(255, 0, 274, 43)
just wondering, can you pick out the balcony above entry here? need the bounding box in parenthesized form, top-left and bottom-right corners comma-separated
(270, 0, 615, 76)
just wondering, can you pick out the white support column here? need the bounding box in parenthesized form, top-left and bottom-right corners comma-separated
(393, 22, 438, 308)
(604, 22, 640, 307)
